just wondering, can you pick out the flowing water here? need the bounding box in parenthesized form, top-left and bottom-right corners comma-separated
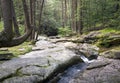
(57, 55, 92, 83)
(47, 54, 94, 83)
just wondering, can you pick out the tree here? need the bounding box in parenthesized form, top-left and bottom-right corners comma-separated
(0, 0, 32, 48)
(11, 0, 21, 37)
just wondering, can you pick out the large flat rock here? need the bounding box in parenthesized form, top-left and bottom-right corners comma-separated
(0, 39, 82, 83)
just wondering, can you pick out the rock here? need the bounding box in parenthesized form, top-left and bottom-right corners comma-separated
(98, 34, 120, 48)
(0, 39, 83, 83)
(66, 43, 99, 60)
(0, 53, 13, 60)
(87, 57, 111, 70)
(64, 42, 77, 49)
(81, 31, 101, 43)
(78, 43, 99, 59)
(0, 48, 8, 51)
(49, 36, 61, 39)
(100, 49, 120, 59)
(66, 57, 120, 83)
(18, 48, 25, 51)
(32, 47, 44, 51)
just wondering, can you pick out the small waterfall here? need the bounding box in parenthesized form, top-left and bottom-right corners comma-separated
(80, 55, 94, 64)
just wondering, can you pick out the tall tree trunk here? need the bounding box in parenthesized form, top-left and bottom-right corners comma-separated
(0, 0, 13, 42)
(78, 0, 83, 34)
(11, 0, 21, 37)
(71, 0, 77, 32)
(0, 1, 2, 21)
(62, 0, 65, 28)
(35, 0, 44, 41)
(64, 0, 67, 26)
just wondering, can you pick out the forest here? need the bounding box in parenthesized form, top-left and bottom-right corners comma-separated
(0, 0, 120, 83)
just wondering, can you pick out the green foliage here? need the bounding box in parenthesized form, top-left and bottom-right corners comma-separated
(99, 28, 120, 34)
(39, 19, 58, 36)
(19, 24, 25, 35)
(58, 26, 72, 37)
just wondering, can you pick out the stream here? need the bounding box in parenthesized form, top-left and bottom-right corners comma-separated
(47, 54, 94, 83)
(38, 36, 97, 83)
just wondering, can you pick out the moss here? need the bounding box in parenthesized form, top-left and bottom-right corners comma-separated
(8, 42, 32, 57)
(0, 22, 3, 31)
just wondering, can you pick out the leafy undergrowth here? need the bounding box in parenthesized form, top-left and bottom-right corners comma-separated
(58, 27, 74, 37)
(99, 28, 120, 35)
(7, 42, 32, 57)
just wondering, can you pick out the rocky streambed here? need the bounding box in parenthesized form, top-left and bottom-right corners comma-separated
(0, 36, 120, 83)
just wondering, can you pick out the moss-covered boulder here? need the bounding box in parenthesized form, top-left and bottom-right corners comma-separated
(100, 49, 120, 59)
(98, 35, 120, 48)
(81, 31, 102, 43)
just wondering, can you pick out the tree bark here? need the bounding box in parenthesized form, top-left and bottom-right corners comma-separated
(0, 0, 13, 42)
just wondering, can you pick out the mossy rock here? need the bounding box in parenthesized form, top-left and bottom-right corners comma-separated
(100, 49, 120, 59)
(98, 35, 120, 48)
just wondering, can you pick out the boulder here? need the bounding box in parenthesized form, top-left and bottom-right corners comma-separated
(99, 35, 120, 47)
(66, 43, 99, 60)
(100, 49, 120, 59)
(78, 44, 99, 59)
(0, 40, 83, 83)
(81, 31, 101, 43)
(65, 57, 120, 83)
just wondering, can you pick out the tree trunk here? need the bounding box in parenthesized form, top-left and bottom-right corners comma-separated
(11, 0, 21, 37)
(0, 0, 32, 47)
(62, 0, 65, 28)
(0, 0, 13, 42)
(35, 0, 45, 41)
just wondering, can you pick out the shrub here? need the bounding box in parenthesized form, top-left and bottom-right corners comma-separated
(58, 26, 72, 37)
(39, 19, 58, 36)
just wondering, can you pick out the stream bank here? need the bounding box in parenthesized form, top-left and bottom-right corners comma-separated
(0, 33, 119, 83)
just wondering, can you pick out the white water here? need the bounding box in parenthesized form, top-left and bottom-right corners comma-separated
(80, 55, 95, 64)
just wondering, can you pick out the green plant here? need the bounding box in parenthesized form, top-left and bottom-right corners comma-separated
(39, 19, 58, 36)
(58, 26, 72, 37)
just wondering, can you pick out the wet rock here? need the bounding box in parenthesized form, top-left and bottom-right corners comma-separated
(78, 44, 99, 59)
(67, 58, 120, 83)
(100, 49, 120, 59)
